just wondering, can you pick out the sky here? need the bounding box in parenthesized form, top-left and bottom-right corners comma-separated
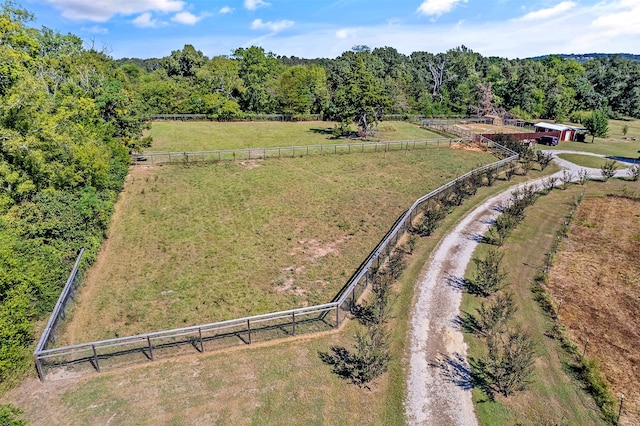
(21, 0, 640, 60)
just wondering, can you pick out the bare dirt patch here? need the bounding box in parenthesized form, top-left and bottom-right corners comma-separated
(289, 237, 351, 261)
(548, 196, 640, 424)
(451, 142, 485, 152)
(457, 122, 529, 135)
(238, 159, 263, 170)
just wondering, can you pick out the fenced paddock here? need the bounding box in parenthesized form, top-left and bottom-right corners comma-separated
(35, 140, 517, 380)
(131, 138, 468, 165)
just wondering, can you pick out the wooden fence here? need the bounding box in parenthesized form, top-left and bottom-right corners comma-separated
(34, 140, 518, 380)
(131, 138, 466, 165)
(150, 114, 324, 122)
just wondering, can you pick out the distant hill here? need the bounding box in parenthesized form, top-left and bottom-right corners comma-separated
(531, 53, 640, 63)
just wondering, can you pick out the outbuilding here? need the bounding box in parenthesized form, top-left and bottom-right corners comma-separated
(534, 122, 586, 142)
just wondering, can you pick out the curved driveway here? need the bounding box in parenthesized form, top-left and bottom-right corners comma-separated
(404, 151, 633, 425)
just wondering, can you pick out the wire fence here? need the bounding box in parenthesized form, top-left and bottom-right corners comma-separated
(34, 140, 517, 380)
(131, 138, 467, 165)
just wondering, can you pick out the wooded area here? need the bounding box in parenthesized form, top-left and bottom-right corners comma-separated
(1, 0, 640, 393)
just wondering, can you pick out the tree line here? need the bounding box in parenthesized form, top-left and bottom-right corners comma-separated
(118, 43, 640, 134)
(1, 0, 639, 395)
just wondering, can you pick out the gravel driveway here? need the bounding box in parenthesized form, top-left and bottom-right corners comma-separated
(404, 151, 633, 425)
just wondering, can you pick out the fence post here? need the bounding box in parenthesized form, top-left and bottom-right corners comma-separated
(92, 344, 100, 372)
(35, 355, 45, 382)
(147, 336, 154, 361)
(198, 327, 204, 352)
(335, 305, 340, 326)
(247, 319, 252, 344)
(292, 312, 296, 336)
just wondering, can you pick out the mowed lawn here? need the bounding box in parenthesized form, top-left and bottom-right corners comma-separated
(542, 118, 640, 160)
(556, 153, 627, 169)
(61, 145, 497, 344)
(145, 120, 445, 152)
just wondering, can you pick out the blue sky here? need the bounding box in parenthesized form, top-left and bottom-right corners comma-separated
(22, 0, 640, 59)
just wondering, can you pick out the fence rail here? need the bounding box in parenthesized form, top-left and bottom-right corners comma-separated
(150, 113, 324, 122)
(131, 138, 467, 165)
(33, 249, 84, 375)
(35, 139, 517, 380)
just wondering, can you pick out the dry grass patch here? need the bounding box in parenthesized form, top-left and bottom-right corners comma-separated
(548, 195, 640, 424)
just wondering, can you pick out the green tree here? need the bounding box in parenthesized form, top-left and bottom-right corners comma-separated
(162, 44, 207, 78)
(472, 328, 536, 397)
(582, 109, 609, 142)
(468, 248, 508, 297)
(333, 55, 389, 136)
(195, 56, 244, 100)
(319, 325, 390, 388)
(277, 64, 328, 115)
(233, 46, 282, 113)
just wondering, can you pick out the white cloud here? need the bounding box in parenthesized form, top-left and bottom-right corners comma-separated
(171, 11, 200, 25)
(82, 25, 109, 34)
(417, 0, 467, 17)
(251, 18, 294, 33)
(336, 28, 357, 39)
(244, 0, 270, 11)
(219, 6, 234, 14)
(44, 0, 185, 22)
(589, 0, 640, 38)
(132, 12, 164, 28)
(519, 1, 576, 21)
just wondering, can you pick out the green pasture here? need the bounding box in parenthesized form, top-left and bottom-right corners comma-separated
(7, 160, 562, 426)
(145, 120, 444, 152)
(60, 146, 497, 344)
(556, 153, 627, 169)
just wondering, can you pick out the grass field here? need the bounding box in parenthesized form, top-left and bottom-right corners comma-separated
(608, 118, 640, 141)
(60, 144, 497, 344)
(463, 179, 639, 425)
(5, 162, 561, 426)
(556, 153, 627, 169)
(145, 120, 444, 152)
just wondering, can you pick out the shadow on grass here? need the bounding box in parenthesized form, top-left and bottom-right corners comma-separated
(605, 155, 640, 164)
(455, 312, 483, 336)
(308, 127, 334, 136)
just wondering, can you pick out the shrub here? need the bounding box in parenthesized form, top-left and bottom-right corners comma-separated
(413, 201, 446, 237)
(600, 160, 618, 181)
(467, 248, 508, 297)
(319, 325, 390, 388)
(561, 169, 574, 189)
(474, 292, 517, 337)
(504, 162, 517, 181)
(627, 164, 639, 181)
(485, 168, 498, 186)
(471, 328, 536, 398)
(578, 168, 590, 184)
(536, 151, 553, 170)
(0, 404, 25, 426)
(352, 272, 392, 327)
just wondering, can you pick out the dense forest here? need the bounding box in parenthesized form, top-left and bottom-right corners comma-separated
(117, 42, 640, 125)
(1, 1, 640, 392)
